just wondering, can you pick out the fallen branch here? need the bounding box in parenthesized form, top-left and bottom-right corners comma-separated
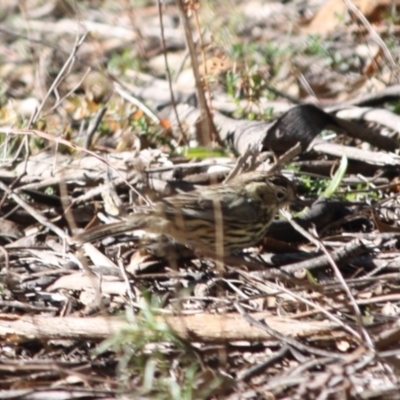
(0, 313, 341, 343)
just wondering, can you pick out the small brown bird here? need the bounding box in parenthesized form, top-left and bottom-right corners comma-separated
(72, 171, 297, 257)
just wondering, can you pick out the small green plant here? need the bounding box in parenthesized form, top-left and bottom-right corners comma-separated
(224, 66, 278, 120)
(384, 37, 397, 51)
(225, 71, 240, 99)
(262, 42, 289, 76)
(108, 50, 144, 74)
(305, 35, 329, 57)
(230, 42, 259, 63)
(132, 112, 175, 152)
(94, 294, 224, 399)
(390, 102, 400, 116)
(0, 134, 23, 160)
(345, 182, 381, 202)
(304, 35, 339, 67)
(300, 174, 330, 197)
(185, 146, 227, 160)
(322, 154, 347, 199)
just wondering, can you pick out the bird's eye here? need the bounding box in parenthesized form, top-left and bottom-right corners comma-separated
(276, 189, 286, 201)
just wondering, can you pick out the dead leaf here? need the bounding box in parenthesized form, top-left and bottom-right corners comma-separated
(306, 0, 385, 35)
(372, 211, 400, 233)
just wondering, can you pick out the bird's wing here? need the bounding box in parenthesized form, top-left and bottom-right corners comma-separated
(161, 188, 260, 223)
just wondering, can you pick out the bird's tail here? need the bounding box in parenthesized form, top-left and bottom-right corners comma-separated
(71, 214, 156, 245)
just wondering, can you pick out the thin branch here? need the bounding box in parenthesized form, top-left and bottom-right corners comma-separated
(282, 210, 375, 351)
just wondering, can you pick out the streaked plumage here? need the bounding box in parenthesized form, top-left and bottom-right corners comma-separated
(72, 171, 297, 257)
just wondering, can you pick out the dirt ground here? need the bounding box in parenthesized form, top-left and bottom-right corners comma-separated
(1, 0, 400, 398)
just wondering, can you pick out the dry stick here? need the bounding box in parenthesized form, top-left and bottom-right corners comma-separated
(157, 0, 188, 145)
(0, 246, 10, 281)
(263, 376, 306, 392)
(318, 271, 400, 292)
(226, 142, 302, 183)
(15, 173, 93, 193)
(224, 147, 256, 182)
(118, 257, 136, 304)
(213, 194, 225, 275)
(289, 351, 377, 395)
(48, 68, 92, 116)
(268, 142, 302, 174)
(239, 238, 367, 278)
(235, 303, 345, 360)
(0, 300, 57, 313)
(0, 25, 142, 114)
(0, 313, 341, 342)
(84, 106, 108, 150)
(175, 0, 217, 146)
(0, 128, 29, 168)
(1, 128, 150, 208)
(343, 0, 398, 73)
(297, 71, 317, 99)
(191, 4, 214, 114)
(31, 33, 88, 126)
(173, 47, 190, 83)
(0, 181, 67, 240)
(277, 238, 367, 274)
(355, 293, 400, 307)
(124, 0, 147, 59)
(14, 136, 30, 180)
(320, 192, 400, 237)
(146, 159, 234, 173)
(1, 204, 21, 221)
(239, 270, 363, 342)
(59, 178, 79, 243)
(281, 210, 375, 351)
(285, 356, 337, 377)
(114, 85, 161, 126)
(12, 34, 95, 231)
(237, 346, 290, 382)
(285, 292, 400, 320)
(0, 26, 143, 111)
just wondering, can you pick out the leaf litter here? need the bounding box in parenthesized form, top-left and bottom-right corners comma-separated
(0, 0, 400, 398)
